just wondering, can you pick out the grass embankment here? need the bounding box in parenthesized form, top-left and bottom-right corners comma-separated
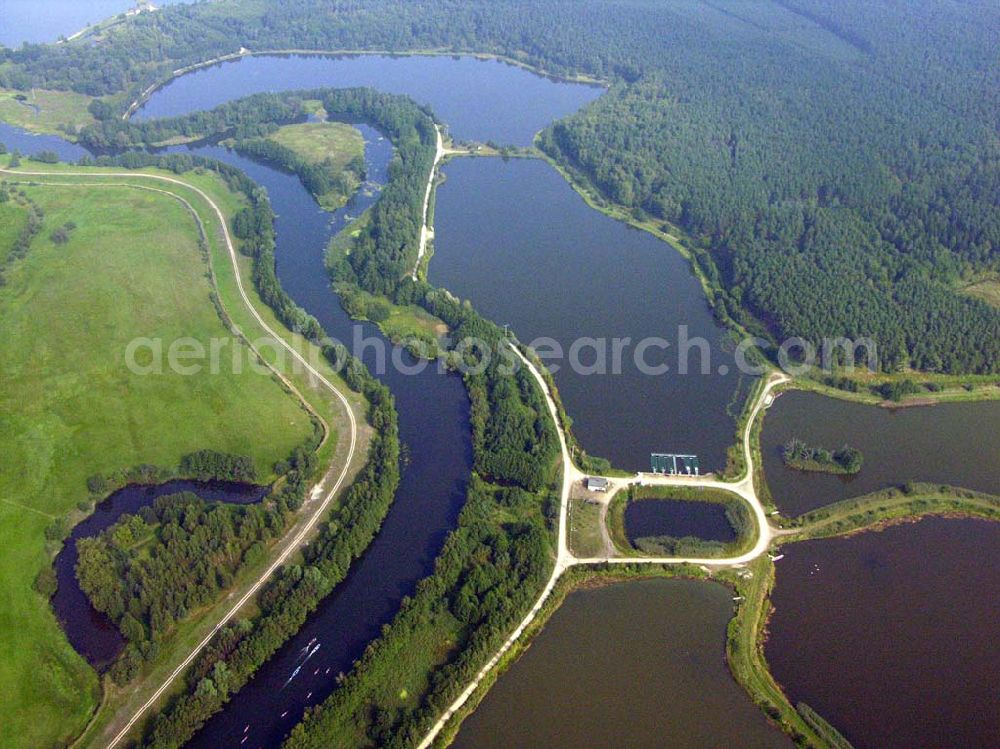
(781, 483, 1000, 539)
(606, 485, 757, 558)
(567, 496, 606, 557)
(0, 157, 372, 749)
(0, 88, 97, 139)
(793, 369, 1000, 406)
(725, 555, 829, 748)
(0, 166, 318, 749)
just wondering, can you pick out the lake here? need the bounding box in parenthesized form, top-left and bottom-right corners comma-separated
(0, 0, 190, 48)
(766, 518, 1000, 749)
(452, 578, 792, 749)
(136, 53, 603, 146)
(431, 157, 748, 471)
(760, 390, 1000, 515)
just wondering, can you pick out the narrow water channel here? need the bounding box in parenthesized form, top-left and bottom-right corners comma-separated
(174, 135, 473, 748)
(53, 480, 267, 671)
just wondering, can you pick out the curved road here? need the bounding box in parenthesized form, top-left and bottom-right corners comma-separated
(416, 352, 787, 747)
(4, 164, 788, 748)
(0, 167, 360, 749)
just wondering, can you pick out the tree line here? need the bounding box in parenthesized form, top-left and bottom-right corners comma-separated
(9, 0, 995, 374)
(0, 185, 42, 288)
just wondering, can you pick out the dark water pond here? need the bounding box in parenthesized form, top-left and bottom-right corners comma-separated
(431, 157, 748, 471)
(761, 390, 1000, 515)
(766, 518, 1000, 749)
(452, 578, 793, 749)
(136, 53, 603, 146)
(53, 480, 266, 671)
(625, 499, 735, 544)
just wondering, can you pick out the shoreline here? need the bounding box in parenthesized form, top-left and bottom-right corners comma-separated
(123, 47, 608, 120)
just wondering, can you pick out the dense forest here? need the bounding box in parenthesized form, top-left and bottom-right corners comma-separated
(3, 0, 997, 373)
(77, 490, 292, 684)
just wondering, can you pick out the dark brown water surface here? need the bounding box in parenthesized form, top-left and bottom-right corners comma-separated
(766, 518, 1000, 749)
(760, 391, 1000, 515)
(452, 578, 792, 749)
(625, 499, 736, 544)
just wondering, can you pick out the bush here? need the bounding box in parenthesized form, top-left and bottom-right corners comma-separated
(44, 516, 70, 542)
(30, 150, 59, 164)
(33, 567, 58, 598)
(87, 98, 115, 121)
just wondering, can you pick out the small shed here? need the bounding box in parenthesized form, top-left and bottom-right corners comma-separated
(585, 476, 610, 492)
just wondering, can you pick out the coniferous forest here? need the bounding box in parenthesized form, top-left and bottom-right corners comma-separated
(2, 0, 998, 372)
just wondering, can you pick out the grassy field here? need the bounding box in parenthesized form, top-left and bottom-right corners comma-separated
(0, 161, 374, 748)
(959, 276, 1000, 308)
(0, 197, 29, 253)
(269, 121, 364, 166)
(567, 497, 606, 557)
(0, 88, 97, 139)
(268, 121, 365, 208)
(0, 166, 321, 748)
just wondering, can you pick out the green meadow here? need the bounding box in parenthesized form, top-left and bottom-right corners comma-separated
(0, 175, 316, 747)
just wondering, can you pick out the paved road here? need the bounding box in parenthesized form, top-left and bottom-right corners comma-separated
(0, 167, 361, 749)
